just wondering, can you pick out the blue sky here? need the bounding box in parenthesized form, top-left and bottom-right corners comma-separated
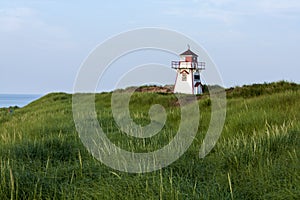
(1, 0, 300, 94)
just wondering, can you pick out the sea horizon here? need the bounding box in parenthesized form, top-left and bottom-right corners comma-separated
(0, 94, 43, 108)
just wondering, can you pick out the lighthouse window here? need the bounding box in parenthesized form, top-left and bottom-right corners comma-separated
(182, 73, 187, 81)
(185, 57, 192, 62)
(194, 74, 200, 80)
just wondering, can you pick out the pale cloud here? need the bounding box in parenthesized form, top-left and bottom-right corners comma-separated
(0, 7, 74, 50)
(163, 4, 237, 25)
(256, 0, 300, 12)
(0, 7, 35, 32)
(162, 0, 300, 23)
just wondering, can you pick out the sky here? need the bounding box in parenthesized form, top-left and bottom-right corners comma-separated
(1, 0, 300, 94)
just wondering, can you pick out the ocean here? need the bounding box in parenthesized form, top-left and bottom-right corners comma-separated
(0, 94, 42, 108)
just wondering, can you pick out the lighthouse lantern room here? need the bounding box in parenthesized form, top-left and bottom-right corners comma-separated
(171, 46, 205, 94)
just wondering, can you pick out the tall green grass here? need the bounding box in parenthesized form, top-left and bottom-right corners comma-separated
(0, 82, 299, 199)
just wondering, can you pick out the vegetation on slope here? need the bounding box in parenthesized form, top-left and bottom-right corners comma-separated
(0, 81, 299, 199)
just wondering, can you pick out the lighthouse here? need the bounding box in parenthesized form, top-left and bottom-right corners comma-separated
(171, 46, 205, 94)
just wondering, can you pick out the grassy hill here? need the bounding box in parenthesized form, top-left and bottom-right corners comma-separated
(0, 81, 299, 199)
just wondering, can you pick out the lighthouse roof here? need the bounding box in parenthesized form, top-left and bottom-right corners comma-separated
(180, 49, 198, 57)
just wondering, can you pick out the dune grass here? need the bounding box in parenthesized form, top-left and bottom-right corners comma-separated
(0, 82, 299, 199)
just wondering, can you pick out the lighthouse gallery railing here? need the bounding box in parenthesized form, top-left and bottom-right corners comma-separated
(171, 61, 205, 69)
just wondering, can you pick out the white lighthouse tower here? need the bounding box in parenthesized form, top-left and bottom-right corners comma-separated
(172, 46, 205, 94)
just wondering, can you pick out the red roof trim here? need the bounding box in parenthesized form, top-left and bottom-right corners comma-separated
(194, 82, 201, 87)
(180, 70, 189, 74)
